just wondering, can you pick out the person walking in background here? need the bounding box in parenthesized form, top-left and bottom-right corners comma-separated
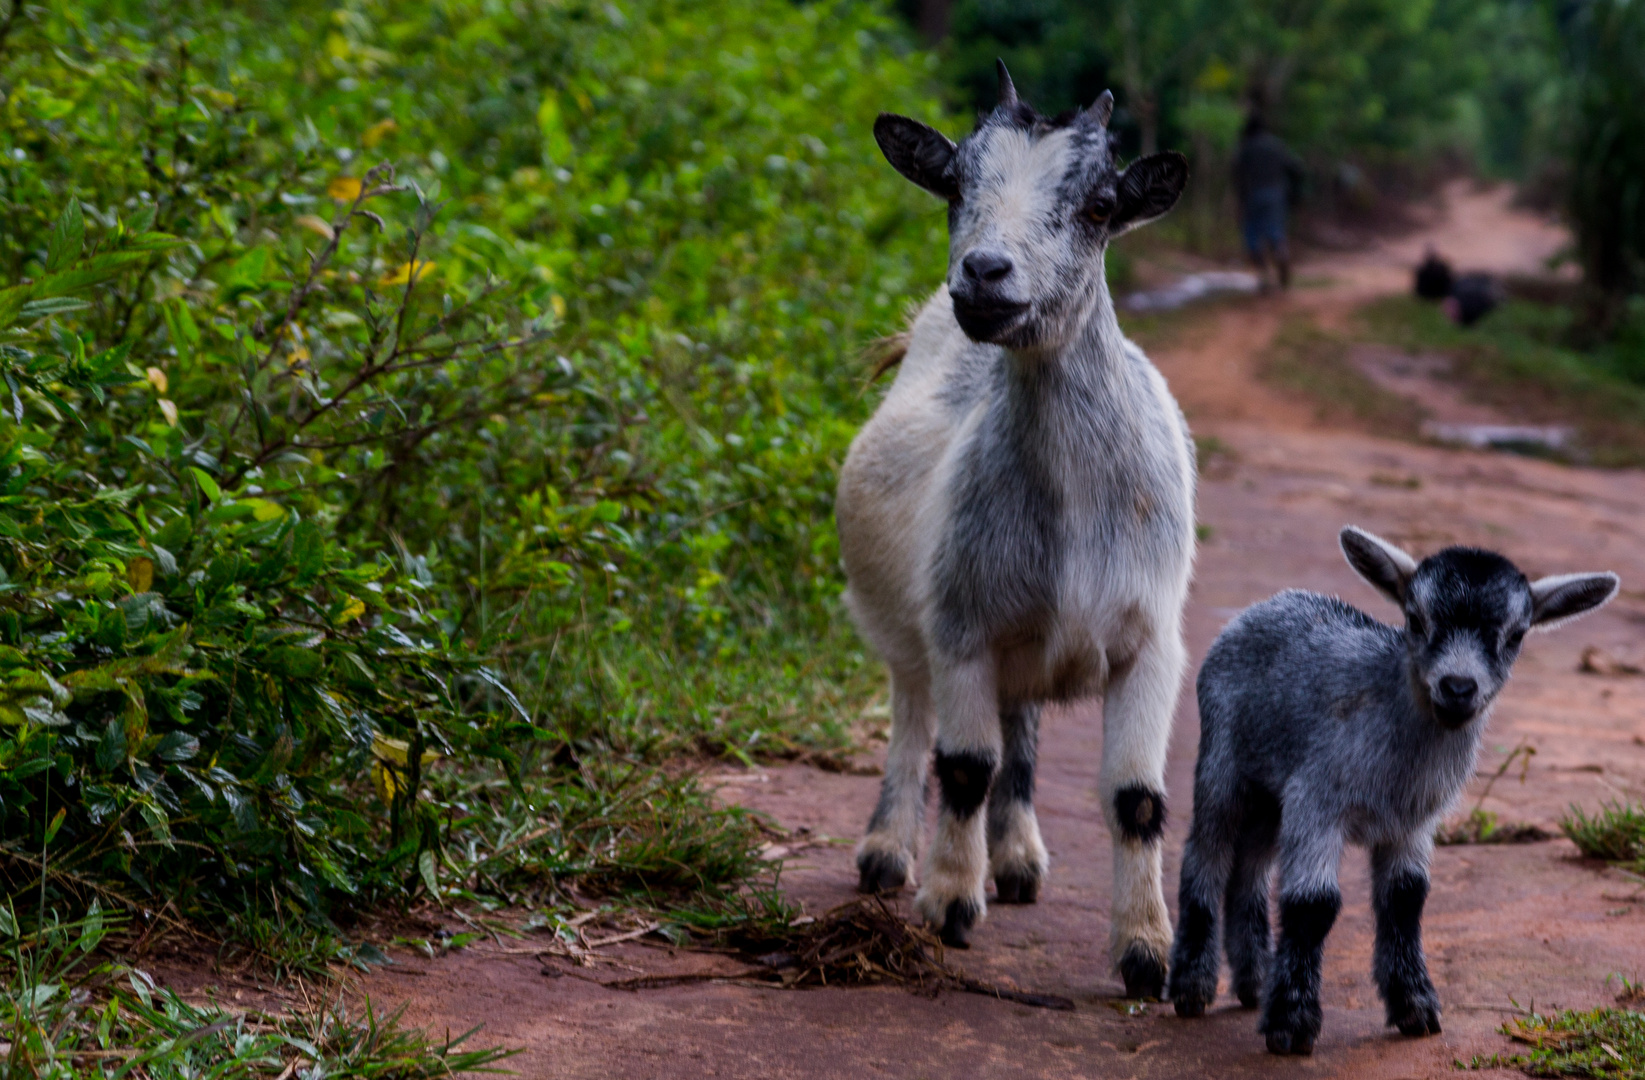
(1233, 114, 1304, 291)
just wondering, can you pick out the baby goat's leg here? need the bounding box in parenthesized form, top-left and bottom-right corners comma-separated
(1101, 631, 1185, 999)
(1262, 824, 1343, 1056)
(988, 702, 1047, 903)
(857, 668, 935, 893)
(1167, 813, 1235, 1017)
(916, 655, 1001, 947)
(1225, 813, 1279, 1009)
(1371, 835, 1442, 1037)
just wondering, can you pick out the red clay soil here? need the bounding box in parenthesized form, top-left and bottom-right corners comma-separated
(347, 185, 1644, 1078)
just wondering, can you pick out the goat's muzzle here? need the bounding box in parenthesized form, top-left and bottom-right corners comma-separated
(951, 295, 1030, 343)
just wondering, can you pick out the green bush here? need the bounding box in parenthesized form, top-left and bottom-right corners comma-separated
(0, 0, 944, 931)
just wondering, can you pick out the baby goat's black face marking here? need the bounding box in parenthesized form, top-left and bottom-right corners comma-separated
(1402, 548, 1531, 728)
(873, 63, 1187, 350)
(1339, 527, 1617, 729)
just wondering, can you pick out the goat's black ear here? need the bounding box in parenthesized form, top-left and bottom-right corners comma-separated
(874, 114, 958, 200)
(1339, 526, 1417, 606)
(1528, 571, 1619, 630)
(1110, 151, 1188, 234)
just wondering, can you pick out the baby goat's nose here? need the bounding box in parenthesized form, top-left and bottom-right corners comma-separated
(962, 250, 1014, 284)
(1438, 675, 1477, 701)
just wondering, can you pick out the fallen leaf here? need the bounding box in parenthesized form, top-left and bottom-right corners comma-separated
(1580, 645, 1643, 676)
(295, 214, 335, 240)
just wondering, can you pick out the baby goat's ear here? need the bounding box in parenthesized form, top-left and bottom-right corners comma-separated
(1529, 571, 1620, 630)
(1339, 526, 1418, 606)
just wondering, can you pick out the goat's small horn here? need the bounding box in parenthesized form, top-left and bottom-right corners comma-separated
(996, 59, 1018, 109)
(1087, 89, 1115, 127)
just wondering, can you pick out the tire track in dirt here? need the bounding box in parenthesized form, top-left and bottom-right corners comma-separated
(359, 185, 1643, 1079)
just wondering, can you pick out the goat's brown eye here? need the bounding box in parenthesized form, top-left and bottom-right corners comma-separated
(1086, 203, 1112, 224)
(1505, 629, 1525, 650)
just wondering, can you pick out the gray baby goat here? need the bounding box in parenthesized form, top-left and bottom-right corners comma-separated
(1168, 526, 1618, 1056)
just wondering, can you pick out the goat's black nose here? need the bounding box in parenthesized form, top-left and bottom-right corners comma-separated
(962, 250, 1014, 283)
(1438, 675, 1477, 701)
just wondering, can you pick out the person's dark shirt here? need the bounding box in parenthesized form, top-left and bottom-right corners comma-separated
(1233, 132, 1304, 204)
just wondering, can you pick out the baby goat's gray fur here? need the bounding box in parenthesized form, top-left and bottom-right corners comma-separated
(838, 61, 1195, 996)
(1169, 526, 1618, 1055)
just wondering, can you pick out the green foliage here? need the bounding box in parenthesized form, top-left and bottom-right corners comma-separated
(0, 0, 941, 931)
(1561, 801, 1645, 869)
(1566, 0, 1645, 304)
(1475, 1006, 1645, 1078)
(0, 903, 509, 1077)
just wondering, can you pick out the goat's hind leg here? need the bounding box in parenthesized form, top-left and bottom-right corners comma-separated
(988, 702, 1047, 903)
(1372, 836, 1442, 1037)
(857, 669, 934, 893)
(1167, 814, 1234, 1017)
(1225, 791, 1280, 1008)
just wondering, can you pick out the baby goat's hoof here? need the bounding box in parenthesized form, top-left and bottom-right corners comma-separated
(1172, 997, 1206, 1019)
(1392, 1003, 1442, 1037)
(938, 898, 980, 949)
(1118, 942, 1167, 1000)
(856, 849, 909, 894)
(1265, 1029, 1316, 1056)
(993, 869, 1040, 904)
(1236, 986, 1262, 1010)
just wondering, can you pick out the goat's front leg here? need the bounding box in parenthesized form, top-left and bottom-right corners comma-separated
(1100, 631, 1185, 998)
(857, 668, 935, 893)
(987, 702, 1047, 903)
(1371, 835, 1442, 1037)
(917, 655, 1001, 947)
(1262, 823, 1343, 1056)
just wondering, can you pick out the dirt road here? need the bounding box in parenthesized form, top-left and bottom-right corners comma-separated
(365, 184, 1645, 1078)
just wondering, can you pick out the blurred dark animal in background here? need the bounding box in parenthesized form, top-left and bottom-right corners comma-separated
(1413, 248, 1453, 301)
(1414, 249, 1499, 327)
(1445, 273, 1500, 327)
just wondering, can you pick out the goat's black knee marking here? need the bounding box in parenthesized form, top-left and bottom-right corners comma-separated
(1278, 890, 1341, 944)
(1113, 784, 1166, 843)
(935, 750, 995, 820)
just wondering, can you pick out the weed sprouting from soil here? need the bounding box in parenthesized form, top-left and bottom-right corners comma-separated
(1561, 801, 1645, 868)
(1469, 1006, 1645, 1078)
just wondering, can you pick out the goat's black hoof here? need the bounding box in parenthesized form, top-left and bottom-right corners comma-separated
(1173, 997, 1206, 1019)
(1118, 943, 1167, 1000)
(1265, 1029, 1315, 1056)
(938, 898, 979, 949)
(1236, 986, 1262, 1010)
(993, 869, 1040, 904)
(856, 849, 908, 894)
(1393, 1004, 1442, 1037)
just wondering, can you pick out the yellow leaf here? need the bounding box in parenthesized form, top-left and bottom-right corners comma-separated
(370, 732, 441, 768)
(157, 399, 178, 427)
(372, 760, 401, 804)
(379, 260, 435, 287)
(286, 345, 310, 367)
(362, 118, 399, 147)
(550, 294, 566, 318)
(241, 497, 286, 522)
(127, 557, 154, 593)
(295, 214, 336, 241)
(328, 176, 363, 203)
(145, 366, 168, 393)
(335, 596, 366, 625)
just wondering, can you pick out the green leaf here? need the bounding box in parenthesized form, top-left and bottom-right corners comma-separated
(189, 467, 223, 503)
(418, 847, 440, 897)
(155, 731, 200, 762)
(19, 297, 91, 319)
(46, 201, 85, 273)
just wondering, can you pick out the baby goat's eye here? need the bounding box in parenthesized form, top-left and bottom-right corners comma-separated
(1504, 628, 1525, 651)
(1407, 611, 1427, 638)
